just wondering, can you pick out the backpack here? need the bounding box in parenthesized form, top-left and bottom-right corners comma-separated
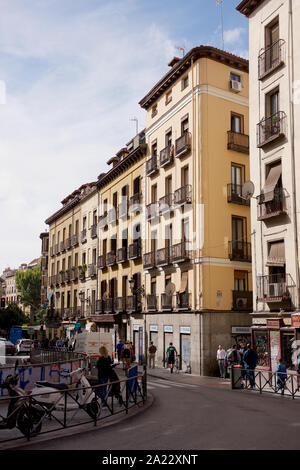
(227, 349, 236, 363)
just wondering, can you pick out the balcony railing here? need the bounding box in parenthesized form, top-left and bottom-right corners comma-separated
(70, 267, 79, 281)
(174, 184, 192, 206)
(227, 131, 249, 154)
(228, 241, 251, 262)
(146, 155, 158, 176)
(146, 202, 159, 221)
(71, 234, 78, 247)
(65, 270, 71, 283)
(50, 246, 55, 257)
(176, 292, 192, 310)
(98, 214, 107, 229)
(114, 297, 125, 313)
(118, 199, 128, 219)
(55, 244, 60, 255)
(104, 298, 114, 313)
(106, 251, 116, 266)
(60, 241, 66, 252)
(160, 145, 174, 167)
(161, 293, 173, 311)
(79, 270, 85, 281)
(65, 238, 72, 250)
(97, 255, 106, 269)
(227, 184, 250, 206)
(143, 252, 156, 269)
(175, 132, 191, 158)
(257, 187, 286, 220)
(258, 39, 286, 80)
(108, 207, 117, 224)
(116, 247, 127, 264)
(95, 299, 104, 313)
(257, 111, 287, 148)
(88, 263, 97, 277)
(130, 193, 142, 207)
(156, 247, 171, 267)
(257, 274, 295, 304)
(128, 240, 141, 260)
(147, 294, 158, 311)
(90, 224, 97, 239)
(81, 229, 87, 243)
(171, 242, 191, 263)
(126, 295, 136, 313)
(159, 194, 173, 214)
(232, 291, 253, 311)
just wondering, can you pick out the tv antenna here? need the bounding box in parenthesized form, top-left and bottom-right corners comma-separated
(129, 117, 138, 135)
(175, 46, 185, 57)
(216, 0, 224, 50)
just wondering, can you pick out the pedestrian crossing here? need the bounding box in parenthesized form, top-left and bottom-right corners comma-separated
(147, 378, 199, 391)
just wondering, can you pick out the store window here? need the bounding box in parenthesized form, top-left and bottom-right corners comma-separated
(282, 332, 295, 370)
(253, 330, 269, 367)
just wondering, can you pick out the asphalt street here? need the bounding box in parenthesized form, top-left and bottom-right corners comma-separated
(10, 373, 300, 450)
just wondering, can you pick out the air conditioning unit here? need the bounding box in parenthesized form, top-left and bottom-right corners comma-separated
(236, 297, 248, 309)
(230, 80, 242, 93)
(268, 283, 279, 297)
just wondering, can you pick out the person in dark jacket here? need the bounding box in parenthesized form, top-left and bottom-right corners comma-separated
(276, 358, 287, 395)
(96, 346, 123, 405)
(243, 344, 258, 389)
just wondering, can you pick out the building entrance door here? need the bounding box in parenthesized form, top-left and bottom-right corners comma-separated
(180, 334, 191, 371)
(163, 332, 173, 368)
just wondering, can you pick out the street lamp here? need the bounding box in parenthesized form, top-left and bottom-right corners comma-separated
(129, 277, 145, 296)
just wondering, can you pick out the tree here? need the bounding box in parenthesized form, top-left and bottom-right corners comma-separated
(15, 265, 42, 319)
(0, 303, 28, 333)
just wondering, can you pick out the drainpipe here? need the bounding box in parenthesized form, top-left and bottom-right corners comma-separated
(191, 55, 197, 312)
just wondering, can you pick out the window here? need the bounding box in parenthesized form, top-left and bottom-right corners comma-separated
(253, 330, 269, 367)
(93, 210, 97, 225)
(230, 72, 241, 82)
(103, 199, 108, 217)
(231, 113, 244, 134)
(151, 277, 156, 295)
(181, 118, 189, 135)
(165, 130, 172, 147)
(182, 166, 189, 186)
(151, 104, 158, 118)
(231, 164, 244, 187)
(264, 18, 280, 71)
(165, 90, 172, 105)
(133, 177, 140, 195)
(83, 216, 87, 229)
(151, 184, 157, 203)
(266, 87, 279, 118)
(111, 235, 117, 254)
(282, 332, 295, 371)
(182, 75, 189, 90)
(151, 141, 157, 157)
(165, 175, 172, 195)
(234, 270, 248, 291)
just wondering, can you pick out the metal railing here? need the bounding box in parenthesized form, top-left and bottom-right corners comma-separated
(159, 194, 173, 214)
(90, 224, 97, 239)
(227, 131, 249, 154)
(227, 184, 250, 206)
(257, 273, 295, 303)
(160, 145, 173, 167)
(143, 252, 156, 269)
(175, 132, 191, 157)
(161, 293, 173, 311)
(156, 247, 170, 266)
(0, 365, 147, 444)
(81, 229, 87, 243)
(173, 184, 192, 206)
(257, 187, 286, 220)
(258, 39, 286, 79)
(146, 155, 158, 176)
(116, 247, 127, 263)
(128, 240, 141, 260)
(147, 294, 158, 311)
(171, 242, 191, 263)
(257, 111, 287, 148)
(228, 241, 252, 262)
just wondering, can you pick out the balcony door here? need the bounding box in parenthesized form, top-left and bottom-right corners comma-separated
(231, 164, 244, 197)
(232, 216, 246, 258)
(231, 114, 243, 134)
(265, 19, 279, 69)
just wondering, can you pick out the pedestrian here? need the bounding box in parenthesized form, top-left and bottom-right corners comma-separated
(116, 340, 124, 362)
(96, 346, 113, 403)
(148, 341, 157, 369)
(243, 343, 258, 389)
(64, 337, 69, 349)
(166, 342, 177, 374)
(216, 345, 226, 378)
(43, 336, 49, 349)
(130, 341, 136, 362)
(121, 340, 131, 371)
(276, 358, 287, 395)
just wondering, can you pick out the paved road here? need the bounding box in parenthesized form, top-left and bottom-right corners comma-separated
(10, 373, 300, 450)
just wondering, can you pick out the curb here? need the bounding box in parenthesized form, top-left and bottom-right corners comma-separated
(0, 393, 154, 450)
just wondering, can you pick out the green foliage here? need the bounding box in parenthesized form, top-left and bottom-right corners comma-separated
(0, 303, 28, 332)
(15, 265, 42, 314)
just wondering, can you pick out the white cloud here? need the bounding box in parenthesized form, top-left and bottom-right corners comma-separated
(224, 27, 246, 45)
(0, 0, 177, 273)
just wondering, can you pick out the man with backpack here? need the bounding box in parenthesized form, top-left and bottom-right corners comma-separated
(243, 344, 258, 388)
(148, 341, 157, 369)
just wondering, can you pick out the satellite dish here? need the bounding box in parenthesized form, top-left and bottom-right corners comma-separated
(242, 181, 255, 200)
(165, 282, 176, 296)
(103, 292, 108, 300)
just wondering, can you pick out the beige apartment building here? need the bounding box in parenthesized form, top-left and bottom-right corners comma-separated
(131, 46, 252, 375)
(95, 131, 147, 349)
(237, 0, 300, 371)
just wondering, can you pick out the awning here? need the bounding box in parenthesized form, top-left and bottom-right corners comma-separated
(90, 315, 115, 323)
(262, 164, 282, 203)
(266, 241, 285, 266)
(179, 272, 188, 294)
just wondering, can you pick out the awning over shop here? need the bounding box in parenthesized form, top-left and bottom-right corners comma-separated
(266, 241, 285, 266)
(90, 315, 115, 323)
(262, 164, 282, 202)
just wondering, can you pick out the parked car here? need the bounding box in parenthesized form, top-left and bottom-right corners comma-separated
(0, 339, 16, 356)
(15, 339, 34, 355)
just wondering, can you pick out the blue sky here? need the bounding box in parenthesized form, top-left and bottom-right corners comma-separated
(0, 0, 248, 274)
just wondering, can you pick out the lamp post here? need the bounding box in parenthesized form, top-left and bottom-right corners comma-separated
(129, 277, 146, 364)
(78, 290, 90, 319)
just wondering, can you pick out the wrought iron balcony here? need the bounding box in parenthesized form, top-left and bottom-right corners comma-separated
(60, 241, 66, 252)
(96, 299, 104, 313)
(97, 255, 106, 269)
(130, 193, 142, 206)
(65, 270, 71, 282)
(50, 246, 55, 257)
(257, 274, 295, 303)
(55, 244, 60, 255)
(65, 238, 72, 250)
(143, 252, 156, 269)
(171, 242, 191, 263)
(147, 294, 158, 311)
(227, 131, 249, 154)
(106, 251, 116, 266)
(116, 247, 127, 264)
(70, 267, 79, 281)
(71, 234, 78, 247)
(228, 241, 251, 262)
(126, 295, 136, 313)
(227, 184, 250, 206)
(146, 202, 159, 221)
(88, 264, 97, 277)
(173, 184, 192, 206)
(257, 111, 287, 148)
(161, 293, 173, 311)
(98, 214, 107, 229)
(79, 270, 85, 281)
(128, 240, 141, 260)
(176, 292, 192, 310)
(159, 194, 173, 214)
(146, 155, 158, 176)
(104, 298, 114, 313)
(232, 291, 253, 311)
(81, 229, 87, 243)
(156, 247, 170, 267)
(258, 39, 286, 80)
(257, 187, 286, 221)
(175, 132, 191, 158)
(90, 224, 97, 239)
(118, 199, 128, 219)
(160, 145, 174, 167)
(107, 207, 117, 224)
(114, 297, 125, 313)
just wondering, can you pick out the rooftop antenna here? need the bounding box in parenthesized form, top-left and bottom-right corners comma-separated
(129, 117, 138, 135)
(216, 0, 224, 50)
(175, 46, 185, 57)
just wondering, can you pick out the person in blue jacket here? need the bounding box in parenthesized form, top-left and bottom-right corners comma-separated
(243, 344, 258, 389)
(276, 358, 287, 395)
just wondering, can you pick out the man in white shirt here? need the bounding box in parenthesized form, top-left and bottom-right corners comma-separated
(217, 345, 226, 378)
